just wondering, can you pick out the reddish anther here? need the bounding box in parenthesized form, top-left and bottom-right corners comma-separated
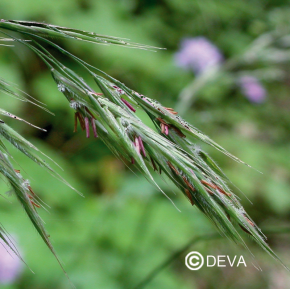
(76, 112, 85, 131)
(185, 189, 195, 206)
(165, 107, 178, 115)
(134, 137, 140, 154)
(150, 157, 157, 171)
(164, 125, 169, 135)
(244, 216, 254, 226)
(161, 123, 165, 134)
(157, 118, 169, 135)
(121, 98, 136, 112)
(28, 193, 40, 208)
(217, 186, 232, 197)
(239, 225, 252, 235)
(85, 107, 96, 119)
(157, 117, 168, 125)
(91, 118, 98, 138)
(28, 185, 35, 196)
(85, 117, 90, 138)
(31, 200, 41, 208)
(131, 157, 135, 164)
(167, 161, 180, 176)
(74, 113, 78, 133)
(182, 176, 196, 192)
(201, 179, 231, 197)
(201, 179, 217, 190)
(138, 136, 146, 157)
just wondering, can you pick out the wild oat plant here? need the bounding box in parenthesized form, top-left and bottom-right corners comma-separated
(0, 20, 287, 273)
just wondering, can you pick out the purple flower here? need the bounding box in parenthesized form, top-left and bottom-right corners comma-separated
(0, 239, 23, 284)
(175, 37, 223, 74)
(239, 76, 266, 103)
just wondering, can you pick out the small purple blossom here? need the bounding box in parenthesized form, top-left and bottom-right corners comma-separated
(0, 240, 23, 284)
(175, 37, 223, 74)
(239, 76, 266, 103)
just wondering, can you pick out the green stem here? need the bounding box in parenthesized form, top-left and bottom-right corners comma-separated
(135, 227, 290, 289)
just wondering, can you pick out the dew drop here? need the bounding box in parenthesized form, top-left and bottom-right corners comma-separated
(57, 83, 66, 92)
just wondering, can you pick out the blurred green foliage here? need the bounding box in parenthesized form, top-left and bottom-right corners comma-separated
(0, 0, 290, 288)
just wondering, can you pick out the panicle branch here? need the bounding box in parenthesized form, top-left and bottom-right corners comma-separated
(0, 19, 287, 273)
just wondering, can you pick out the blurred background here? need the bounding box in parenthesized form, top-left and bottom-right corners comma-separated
(0, 0, 290, 288)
